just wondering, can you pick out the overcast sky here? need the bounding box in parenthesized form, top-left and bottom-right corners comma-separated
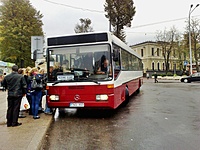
(29, 0, 200, 45)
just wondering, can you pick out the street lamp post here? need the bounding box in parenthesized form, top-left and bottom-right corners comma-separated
(189, 4, 199, 75)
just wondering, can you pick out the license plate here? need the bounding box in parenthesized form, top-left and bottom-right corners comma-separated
(69, 103, 84, 107)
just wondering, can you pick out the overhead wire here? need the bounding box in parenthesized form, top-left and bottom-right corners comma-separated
(42, 0, 104, 13)
(127, 15, 200, 30)
(42, 0, 200, 30)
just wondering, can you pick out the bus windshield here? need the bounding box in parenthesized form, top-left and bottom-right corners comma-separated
(47, 44, 112, 82)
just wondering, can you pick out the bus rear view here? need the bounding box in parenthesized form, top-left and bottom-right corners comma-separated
(46, 32, 143, 109)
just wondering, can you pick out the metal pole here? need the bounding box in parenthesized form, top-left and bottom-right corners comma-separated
(189, 4, 199, 75)
(189, 5, 192, 75)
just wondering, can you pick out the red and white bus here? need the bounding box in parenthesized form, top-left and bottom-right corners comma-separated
(46, 32, 143, 109)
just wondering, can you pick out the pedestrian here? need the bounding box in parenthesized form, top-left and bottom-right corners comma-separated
(2, 65, 27, 127)
(154, 72, 158, 83)
(24, 67, 33, 115)
(18, 68, 27, 118)
(146, 73, 149, 79)
(44, 67, 53, 115)
(29, 67, 43, 119)
(0, 74, 5, 91)
(38, 68, 45, 113)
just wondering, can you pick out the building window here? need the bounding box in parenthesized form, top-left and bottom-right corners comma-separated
(152, 48, 154, 56)
(152, 62, 154, 70)
(141, 49, 143, 57)
(157, 48, 159, 56)
(157, 63, 160, 70)
(162, 63, 165, 70)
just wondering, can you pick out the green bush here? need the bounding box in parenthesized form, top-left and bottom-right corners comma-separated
(152, 73, 165, 77)
(166, 72, 173, 76)
(161, 74, 166, 77)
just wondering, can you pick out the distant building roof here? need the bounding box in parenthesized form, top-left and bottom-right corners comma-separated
(130, 41, 157, 47)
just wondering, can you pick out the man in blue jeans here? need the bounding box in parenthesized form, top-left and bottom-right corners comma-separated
(2, 65, 27, 127)
(29, 69, 43, 119)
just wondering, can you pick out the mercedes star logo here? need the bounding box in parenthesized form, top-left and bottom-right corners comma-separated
(74, 94, 80, 101)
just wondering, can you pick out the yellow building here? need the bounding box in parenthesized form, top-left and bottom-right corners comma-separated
(130, 41, 179, 74)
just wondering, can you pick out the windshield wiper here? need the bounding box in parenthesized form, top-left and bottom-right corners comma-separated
(52, 79, 100, 86)
(85, 79, 100, 85)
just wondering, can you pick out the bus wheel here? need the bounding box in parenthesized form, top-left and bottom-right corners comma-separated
(122, 87, 129, 106)
(136, 88, 140, 94)
(58, 108, 66, 116)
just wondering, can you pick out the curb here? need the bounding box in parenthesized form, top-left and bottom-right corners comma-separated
(35, 115, 53, 150)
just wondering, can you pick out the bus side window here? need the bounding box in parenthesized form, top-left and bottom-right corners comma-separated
(113, 47, 121, 79)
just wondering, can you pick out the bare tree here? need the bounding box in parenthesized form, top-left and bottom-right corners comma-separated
(74, 18, 94, 33)
(185, 18, 200, 72)
(156, 26, 180, 74)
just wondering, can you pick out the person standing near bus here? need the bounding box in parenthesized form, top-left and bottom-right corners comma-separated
(2, 65, 27, 127)
(0, 74, 5, 91)
(24, 67, 33, 115)
(18, 68, 27, 118)
(29, 67, 43, 119)
(3, 66, 9, 76)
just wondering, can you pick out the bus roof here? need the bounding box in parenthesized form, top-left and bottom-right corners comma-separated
(47, 31, 141, 59)
(108, 32, 141, 59)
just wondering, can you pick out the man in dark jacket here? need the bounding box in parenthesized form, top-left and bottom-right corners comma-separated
(154, 72, 158, 83)
(2, 65, 27, 127)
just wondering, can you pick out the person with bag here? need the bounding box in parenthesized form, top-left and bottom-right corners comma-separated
(2, 65, 27, 127)
(29, 67, 43, 119)
(24, 67, 33, 115)
(38, 68, 46, 113)
(18, 68, 27, 118)
(20, 96, 30, 111)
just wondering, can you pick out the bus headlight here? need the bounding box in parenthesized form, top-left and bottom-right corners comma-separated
(96, 94, 108, 101)
(49, 95, 59, 101)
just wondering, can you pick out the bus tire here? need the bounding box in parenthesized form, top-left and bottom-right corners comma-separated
(122, 87, 129, 106)
(136, 88, 140, 94)
(58, 108, 65, 116)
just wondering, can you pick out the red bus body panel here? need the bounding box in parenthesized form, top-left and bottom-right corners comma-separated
(47, 78, 142, 109)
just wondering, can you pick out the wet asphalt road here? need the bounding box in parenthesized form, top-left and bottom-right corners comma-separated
(41, 79, 200, 150)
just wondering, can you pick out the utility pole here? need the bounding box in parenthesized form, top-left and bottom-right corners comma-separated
(188, 4, 199, 75)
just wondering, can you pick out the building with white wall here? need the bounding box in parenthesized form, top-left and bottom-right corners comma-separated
(130, 41, 180, 75)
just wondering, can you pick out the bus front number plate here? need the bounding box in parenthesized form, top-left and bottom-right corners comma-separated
(70, 103, 84, 107)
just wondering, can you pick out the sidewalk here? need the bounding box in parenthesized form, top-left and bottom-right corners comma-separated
(0, 91, 53, 150)
(152, 75, 182, 80)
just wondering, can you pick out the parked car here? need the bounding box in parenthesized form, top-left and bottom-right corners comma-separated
(180, 72, 200, 83)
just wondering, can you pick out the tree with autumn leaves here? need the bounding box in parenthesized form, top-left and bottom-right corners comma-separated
(0, 0, 43, 67)
(104, 0, 136, 42)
